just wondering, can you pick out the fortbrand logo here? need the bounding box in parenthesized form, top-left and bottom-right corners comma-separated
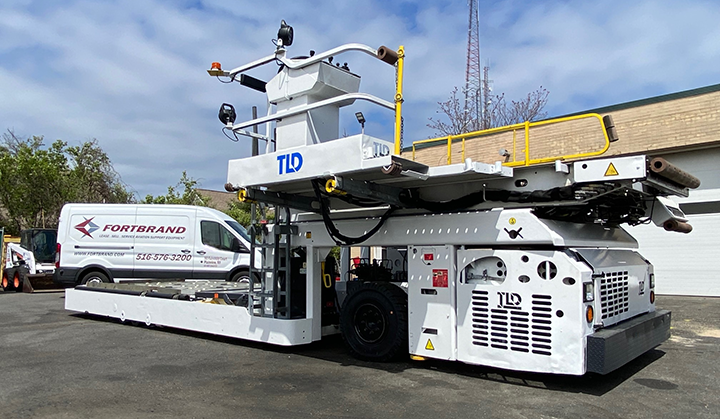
(277, 152, 303, 175)
(103, 224, 186, 234)
(74, 217, 187, 239)
(75, 217, 99, 238)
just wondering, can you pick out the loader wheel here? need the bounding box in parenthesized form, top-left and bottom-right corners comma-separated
(340, 282, 408, 362)
(80, 271, 110, 286)
(1, 270, 10, 291)
(13, 271, 23, 293)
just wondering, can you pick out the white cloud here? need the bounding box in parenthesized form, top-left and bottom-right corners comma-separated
(0, 0, 718, 198)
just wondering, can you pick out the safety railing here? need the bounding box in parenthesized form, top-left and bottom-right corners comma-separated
(411, 113, 611, 167)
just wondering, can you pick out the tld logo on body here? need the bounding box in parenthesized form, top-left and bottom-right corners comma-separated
(373, 142, 390, 158)
(277, 152, 303, 175)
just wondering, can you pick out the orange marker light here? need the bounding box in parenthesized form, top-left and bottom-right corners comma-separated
(208, 62, 224, 76)
(586, 306, 594, 323)
(650, 291, 655, 304)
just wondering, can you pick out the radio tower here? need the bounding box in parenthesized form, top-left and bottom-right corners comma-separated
(464, 0, 481, 131)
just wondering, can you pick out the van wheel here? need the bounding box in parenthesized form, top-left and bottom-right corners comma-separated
(81, 271, 110, 286)
(230, 269, 251, 284)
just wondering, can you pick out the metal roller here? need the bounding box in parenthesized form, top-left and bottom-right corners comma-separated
(663, 219, 693, 234)
(377, 46, 398, 65)
(602, 115, 619, 142)
(649, 157, 701, 189)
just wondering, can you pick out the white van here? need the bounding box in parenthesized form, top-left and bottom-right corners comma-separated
(54, 204, 256, 286)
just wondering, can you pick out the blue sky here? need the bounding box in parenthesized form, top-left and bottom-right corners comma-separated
(1, 0, 719, 198)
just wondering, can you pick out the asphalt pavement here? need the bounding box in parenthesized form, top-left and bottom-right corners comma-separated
(0, 290, 718, 419)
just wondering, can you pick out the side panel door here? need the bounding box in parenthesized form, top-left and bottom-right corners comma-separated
(66, 206, 137, 280)
(192, 220, 246, 280)
(133, 207, 195, 280)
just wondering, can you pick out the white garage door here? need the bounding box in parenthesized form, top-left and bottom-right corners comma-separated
(626, 189, 720, 296)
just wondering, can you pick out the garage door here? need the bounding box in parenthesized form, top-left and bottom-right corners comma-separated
(626, 191, 720, 296)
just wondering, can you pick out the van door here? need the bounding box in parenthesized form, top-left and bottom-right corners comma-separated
(193, 219, 248, 280)
(133, 206, 195, 280)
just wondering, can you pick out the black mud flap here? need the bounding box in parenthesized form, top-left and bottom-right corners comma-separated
(587, 309, 671, 375)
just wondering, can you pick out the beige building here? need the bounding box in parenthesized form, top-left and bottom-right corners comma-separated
(408, 84, 720, 297)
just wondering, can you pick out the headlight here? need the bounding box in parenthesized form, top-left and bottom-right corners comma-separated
(583, 282, 595, 302)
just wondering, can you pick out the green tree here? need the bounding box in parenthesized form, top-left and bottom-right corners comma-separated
(0, 130, 133, 235)
(143, 172, 262, 227)
(141, 171, 212, 206)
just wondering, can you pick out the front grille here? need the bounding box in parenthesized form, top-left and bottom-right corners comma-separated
(599, 271, 629, 320)
(470, 290, 552, 356)
(530, 294, 552, 356)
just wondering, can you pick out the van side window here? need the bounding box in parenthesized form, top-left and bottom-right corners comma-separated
(200, 221, 234, 251)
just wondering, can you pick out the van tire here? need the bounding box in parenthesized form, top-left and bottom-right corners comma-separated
(230, 269, 251, 284)
(80, 271, 110, 286)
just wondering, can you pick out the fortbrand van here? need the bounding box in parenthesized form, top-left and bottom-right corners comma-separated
(54, 204, 257, 285)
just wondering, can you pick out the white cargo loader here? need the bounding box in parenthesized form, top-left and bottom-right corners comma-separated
(55, 204, 257, 285)
(64, 21, 698, 375)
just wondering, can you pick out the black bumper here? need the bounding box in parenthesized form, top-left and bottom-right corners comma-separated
(53, 267, 80, 286)
(587, 309, 671, 374)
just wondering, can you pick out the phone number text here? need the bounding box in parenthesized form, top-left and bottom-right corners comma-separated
(136, 253, 192, 262)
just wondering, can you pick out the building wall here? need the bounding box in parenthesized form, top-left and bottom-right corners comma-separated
(411, 87, 720, 167)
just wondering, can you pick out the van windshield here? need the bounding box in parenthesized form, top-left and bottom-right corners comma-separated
(226, 220, 254, 244)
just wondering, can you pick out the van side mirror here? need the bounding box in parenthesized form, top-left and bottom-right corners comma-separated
(231, 237, 243, 252)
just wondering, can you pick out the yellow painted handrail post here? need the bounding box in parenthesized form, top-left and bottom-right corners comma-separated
(447, 136, 452, 165)
(394, 46, 405, 156)
(462, 138, 466, 161)
(524, 120, 530, 166)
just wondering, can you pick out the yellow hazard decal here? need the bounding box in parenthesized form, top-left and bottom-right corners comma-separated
(604, 163, 619, 176)
(509, 217, 516, 225)
(425, 339, 435, 351)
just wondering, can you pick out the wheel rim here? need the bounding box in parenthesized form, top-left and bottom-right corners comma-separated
(2, 274, 7, 288)
(232, 274, 250, 284)
(13, 273, 20, 289)
(85, 276, 104, 285)
(353, 302, 387, 343)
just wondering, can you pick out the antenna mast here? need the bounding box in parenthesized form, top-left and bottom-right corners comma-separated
(464, 0, 481, 131)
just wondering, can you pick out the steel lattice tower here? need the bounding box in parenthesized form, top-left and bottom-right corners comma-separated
(464, 0, 481, 129)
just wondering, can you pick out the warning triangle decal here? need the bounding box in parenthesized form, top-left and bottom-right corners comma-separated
(604, 163, 619, 177)
(425, 339, 435, 350)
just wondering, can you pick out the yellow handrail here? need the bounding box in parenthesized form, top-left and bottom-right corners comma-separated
(393, 46, 405, 156)
(411, 113, 610, 167)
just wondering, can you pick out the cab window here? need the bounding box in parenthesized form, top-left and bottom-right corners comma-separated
(200, 221, 235, 251)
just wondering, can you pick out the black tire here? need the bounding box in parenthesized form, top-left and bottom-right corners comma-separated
(339, 282, 408, 362)
(229, 269, 251, 284)
(15, 268, 28, 293)
(1, 268, 13, 291)
(80, 271, 110, 286)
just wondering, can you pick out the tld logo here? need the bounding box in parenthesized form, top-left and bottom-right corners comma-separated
(497, 292, 522, 309)
(277, 152, 303, 175)
(373, 142, 390, 158)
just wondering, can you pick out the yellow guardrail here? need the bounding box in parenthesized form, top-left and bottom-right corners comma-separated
(411, 113, 610, 166)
